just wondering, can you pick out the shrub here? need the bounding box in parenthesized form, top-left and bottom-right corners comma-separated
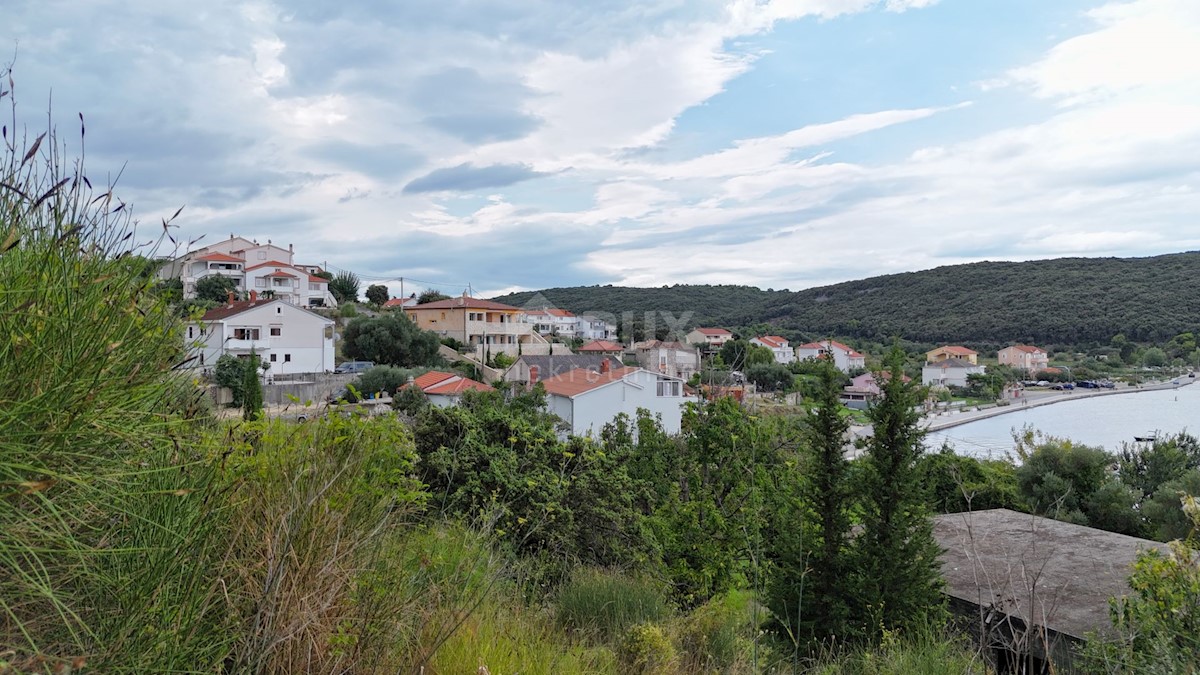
(618, 623, 675, 674)
(676, 590, 761, 673)
(556, 570, 671, 641)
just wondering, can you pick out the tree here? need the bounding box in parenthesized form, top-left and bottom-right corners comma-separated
(312, 269, 333, 281)
(1142, 347, 1168, 368)
(856, 348, 945, 636)
(214, 354, 248, 406)
(718, 339, 773, 370)
(769, 358, 853, 645)
(365, 283, 389, 307)
(417, 289, 451, 304)
(194, 274, 239, 304)
(242, 350, 263, 421)
(328, 270, 360, 304)
(341, 313, 441, 367)
(744, 362, 794, 391)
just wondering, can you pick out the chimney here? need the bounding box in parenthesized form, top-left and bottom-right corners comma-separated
(599, 359, 611, 374)
(289, 243, 293, 253)
(249, 290, 258, 302)
(226, 290, 235, 305)
(528, 365, 540, 386)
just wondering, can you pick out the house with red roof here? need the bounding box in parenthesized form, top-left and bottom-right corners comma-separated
(795, 339, 867, 373)
(997, 345, 1049, 372)
(927, 345, 980, 365)
(750, 335, 796, 364)
(156, 234, 337, 308)
(185, 293, 335, 375)
(539, 360, 695, 436)
(577, 340, 625, 356)
(523, 307, 577, 335)
(403, 370, 493, 408)
(685, 327, 734, 350)
(404, 293, 568, 362)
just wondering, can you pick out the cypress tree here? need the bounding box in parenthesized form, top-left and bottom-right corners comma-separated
(855, 347, 945, 636)
(767, 355, 853, 647)
(242, 349, 263, 421)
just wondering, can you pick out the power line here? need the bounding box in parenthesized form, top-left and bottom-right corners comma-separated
(322, 263, 471, 290)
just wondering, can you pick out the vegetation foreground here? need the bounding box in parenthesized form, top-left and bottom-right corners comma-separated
(3, 77, 1199, 674)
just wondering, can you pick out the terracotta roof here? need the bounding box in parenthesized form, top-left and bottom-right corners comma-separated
(265, 270, 297, 278)
(199, 298, 283, 321)
(244, 260, 297, 272)
(577, 340, 624, 352)
(528, 308, 574, 318)
(798, 340, 864, 358)
(540, 366, 638, 398)
(411, 371, 456, 390)
(932, 345, 979, 356)
(694, 327, 732, 336)
(308, 274, 328, 283)
(196, 252, 244, 263)
(1007, 344, 1046, 354)
(514, 355, 615, 379)
(926, 357, 981, 369)
(753, 335, 788, 349)
(425, 377, 493, 395)
(407, 296, 521, 312)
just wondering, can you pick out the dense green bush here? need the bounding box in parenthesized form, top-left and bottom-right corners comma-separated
(342, 312, 442, 367)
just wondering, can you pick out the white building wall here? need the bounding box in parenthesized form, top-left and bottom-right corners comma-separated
(552, 370, 694, 437)
(186, 302, 334, 375)
(922, 364, 986, 388)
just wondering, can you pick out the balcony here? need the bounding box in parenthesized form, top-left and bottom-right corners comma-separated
(465, 320, 534, 337)
(226, 338, 269, 351)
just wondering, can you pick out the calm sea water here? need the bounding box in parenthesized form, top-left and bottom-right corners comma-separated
(925, 381, 1200, 460)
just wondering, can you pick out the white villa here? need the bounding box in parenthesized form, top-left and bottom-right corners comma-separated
(158, 235, 338, 308)
(750, 335, 796, 364)
(185, 294, 335, 375)
(540, 361, 695, 436)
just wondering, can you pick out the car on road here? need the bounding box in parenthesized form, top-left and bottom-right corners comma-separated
(1036, 380, 1051, 387)
(334, 360, 375, 374)
(1077, 381, 1099, 389)
(1051, 383, 1075, 390)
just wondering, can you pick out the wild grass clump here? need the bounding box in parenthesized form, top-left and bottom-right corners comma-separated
(675, 589, 764, 673)
(803, 626, 987, 675)
(555, 568, 672, 641)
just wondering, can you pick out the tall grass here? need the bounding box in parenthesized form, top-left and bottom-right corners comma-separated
(0, 67, 215, 667)
(555, 568, 672, 642)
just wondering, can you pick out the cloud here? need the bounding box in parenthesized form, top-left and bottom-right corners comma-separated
(402, 163, 548, 194)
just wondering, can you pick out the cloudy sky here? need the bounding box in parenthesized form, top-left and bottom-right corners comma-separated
(6, 0, 1200, 296)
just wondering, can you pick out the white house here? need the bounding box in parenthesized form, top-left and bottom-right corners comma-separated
(685, 327, 733, 351)
(795, 340, 867, 373)
(158, 234, 338, 308)
(185, 295, 335, 375)
(523, 307, 578, 336)
(574, 314, 618, 341)
(750, 335, 795, 364)
(922, 358, 987, 388)
(540, 362, 695, 436)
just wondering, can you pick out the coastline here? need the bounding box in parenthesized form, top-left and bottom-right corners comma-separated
(922, 377, 1196, 433)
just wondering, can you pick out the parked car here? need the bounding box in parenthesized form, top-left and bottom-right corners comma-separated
(1077, 381, 1099, 389)
(1036, 380, 1051, 387)
(334, 360, 375, 374)
(1051, 383, 1075, 390)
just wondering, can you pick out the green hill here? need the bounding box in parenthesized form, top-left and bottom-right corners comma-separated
(491, 252, 1200, 348)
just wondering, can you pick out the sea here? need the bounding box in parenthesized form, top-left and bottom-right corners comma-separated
(925, 380, 1200, 460)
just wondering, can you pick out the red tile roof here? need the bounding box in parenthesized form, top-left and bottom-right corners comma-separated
(577, 340, 624, 352)
(694, 327, 732, 336)
(935, 345, 979, 356)
(798, 340, 864, 358)
(308, 274, 328, 283)
(383, 297, 414, 307)
(540, 366, 638, 398)
(196, 252, 244, 263)
(1008, 344, 1046, 354)
(244, 260, 296, 272)
(198, 298, 282, 321)
(406, 296, 521, 312)
(528, 308, 574, 318)
(425, 377, 493, 395)
(753, 335, 788, 349)
(411, 371, 456, 390)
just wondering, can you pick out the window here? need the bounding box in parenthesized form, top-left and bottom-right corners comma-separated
(270, 326, 281, 337)
(270, 353, 277, 362)
(309, 283, 320, 291)
(468, 312, 484, 321)
(233, 327, 260, 340)
(255, 278, 267, 288)
(257, 251, 266, 260)
(657, 380, 681, 397)
(187, 326, 194, 339)
(284, 354, 291, 363)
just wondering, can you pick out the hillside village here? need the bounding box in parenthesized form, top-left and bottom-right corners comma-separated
(166, 235, 1182, 436)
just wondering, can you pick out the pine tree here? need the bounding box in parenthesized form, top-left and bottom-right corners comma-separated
(242, 349, 263, 421)
(768, 356, 853, 646)
(855, 347, 944, 636)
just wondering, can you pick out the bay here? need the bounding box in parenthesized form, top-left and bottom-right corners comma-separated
(925, 381, 1200, 460)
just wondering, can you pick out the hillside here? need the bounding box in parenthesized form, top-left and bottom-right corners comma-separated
(491, 252, 1200, 347)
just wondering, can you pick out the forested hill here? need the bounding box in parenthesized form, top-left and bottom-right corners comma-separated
(491, 252, 1200, 347)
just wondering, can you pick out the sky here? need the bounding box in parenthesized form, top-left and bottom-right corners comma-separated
(6, 0, 1200, 297)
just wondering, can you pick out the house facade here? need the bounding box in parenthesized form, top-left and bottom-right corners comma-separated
(998, 345, 1049, 372)
(503, 354, 618, 385)
(541, 362, 695, 436)
(577, 340, 625, 357)
(795, 340, 866, 373)
(750, 335, 796, 364)
(634, 340, 700, 381)
(840, 371, 911, 409)
(685, 327, 733, 351)
(922, 358, 986, 388)
(158, 235, 338, 308)
(523, 308, 578, 336)
(574, 315, 618, 341)
(404, 293, 565, 361)
(186, 295, 335, 375)
(927, 345, 979, 365)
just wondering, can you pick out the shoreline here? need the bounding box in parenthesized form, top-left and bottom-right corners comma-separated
(922, 377, 1195, 433)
